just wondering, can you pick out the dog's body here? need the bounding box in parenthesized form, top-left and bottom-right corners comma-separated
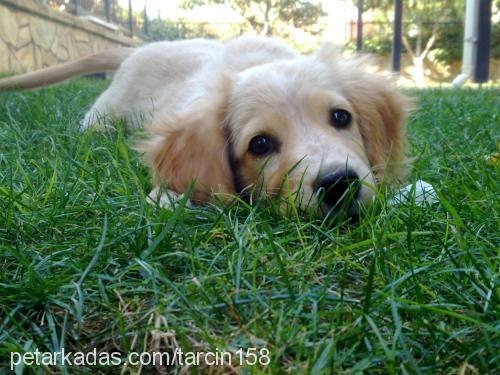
(0, 37, 410, 216)
(83, 38, 297, 130)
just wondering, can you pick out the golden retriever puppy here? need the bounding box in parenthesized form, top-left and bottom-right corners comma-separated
(0, 37, 410, 216)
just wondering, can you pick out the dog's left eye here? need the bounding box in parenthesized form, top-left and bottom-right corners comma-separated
(329, 109, 352, 128)
(249, 135, 275, 156)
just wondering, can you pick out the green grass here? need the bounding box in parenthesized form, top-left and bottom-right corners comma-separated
(0, 80, 498, 374)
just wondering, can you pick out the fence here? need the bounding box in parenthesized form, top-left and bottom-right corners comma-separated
(36, 1, 492, 61)
(26, 1, 500, 83)
(41, 0, 139, 36)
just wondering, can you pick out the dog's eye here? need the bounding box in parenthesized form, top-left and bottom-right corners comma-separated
(249, 135, 274, 156)
(329, 109, 352, 129)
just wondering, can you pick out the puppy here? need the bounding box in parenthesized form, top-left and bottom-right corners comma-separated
(0, 37, 410, 217)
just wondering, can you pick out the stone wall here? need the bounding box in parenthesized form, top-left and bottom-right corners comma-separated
(0, 0, 137, 73)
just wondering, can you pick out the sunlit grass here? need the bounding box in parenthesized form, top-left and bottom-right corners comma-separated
(0, 81, 498, 374)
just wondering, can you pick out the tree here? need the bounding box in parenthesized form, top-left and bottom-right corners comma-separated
(181, 0, 325, 42)
(140, 18, 229, 42)
(231, 0, 325, 36)
(358, 0, 465, 86)
(400, 0, 463, 86)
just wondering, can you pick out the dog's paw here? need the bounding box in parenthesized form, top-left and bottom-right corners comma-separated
(146, 186, 192, 209)
(79, 110, 116, 132)
(80, 110, 99, 132)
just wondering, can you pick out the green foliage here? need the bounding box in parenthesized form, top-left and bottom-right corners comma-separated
(357, 0, 499, 65)
(492, 21, 500, 59)
(181, 0, 325, 37)
(277, 0, 326, 29)
(361, 0, 464, 20)
(355, 0, 466, 63)
(345, 22, 393, 54)
(0, 80, 499, 373)
(140, 18, 190, 41)
(140, 18, 229, 42)
(432, 21, 464, 63)
(142, 1, 326, 51)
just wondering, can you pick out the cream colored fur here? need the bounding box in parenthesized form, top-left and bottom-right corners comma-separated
(0, 37, 410, 214)
(0, 48, 134, 90)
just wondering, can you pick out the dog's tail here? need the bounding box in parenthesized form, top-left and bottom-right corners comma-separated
(0, 47, 135, 90)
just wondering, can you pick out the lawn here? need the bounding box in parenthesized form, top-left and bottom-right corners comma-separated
(0, 80, 498, 374)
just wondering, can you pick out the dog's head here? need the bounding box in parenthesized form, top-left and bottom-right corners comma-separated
(141, 45, 411, 216)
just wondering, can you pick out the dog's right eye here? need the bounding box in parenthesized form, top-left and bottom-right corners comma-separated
(329, 109, 352, 129)
(249, 135, 275, 156)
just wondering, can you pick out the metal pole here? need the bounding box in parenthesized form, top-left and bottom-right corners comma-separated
(104, 0, 111, 22)
(144, 1, 149, 35)
(128, 0, 133, 37)
(356, 0, 363, 52)
(73, 0, 80, 15)
(453, 0, 479, 86)
(473, 0, 491, 83)
(391, 0, 403, 72)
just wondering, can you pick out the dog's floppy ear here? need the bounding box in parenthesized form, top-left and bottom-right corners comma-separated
(344, 75, 411, 185)
(316, 45, 412, 185)
(138, 76, 235, 202)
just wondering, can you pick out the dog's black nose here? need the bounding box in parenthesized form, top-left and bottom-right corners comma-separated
(315, 170, 360, 208)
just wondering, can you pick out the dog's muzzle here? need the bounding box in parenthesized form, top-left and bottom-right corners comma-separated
(315, 170, 361, 216)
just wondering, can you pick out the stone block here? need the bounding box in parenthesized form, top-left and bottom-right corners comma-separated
(91, 37, 106, 53)
(15, 12, 30, 27)
(9, 46, 22, 72)
(55, 25, 68, 49)
(0, 2, 135, 72)
(74, 29, 90, 43)
(40, 49, 58, 67)
(30, 15, 56, 51)
(15, 43, 35, 71)
(30, 16, 45, 47)
(44, 21, 57, 50)
(56, 45, 68, 61)
(66, 32, 78, 59)
(0, 38, 9, 72)
(50, 34, 58, 55)
(0, 6, 18, 45)
(16, 25, 32, 48)
(75, 40, 91, 57)
(33, 44, 42, 68)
